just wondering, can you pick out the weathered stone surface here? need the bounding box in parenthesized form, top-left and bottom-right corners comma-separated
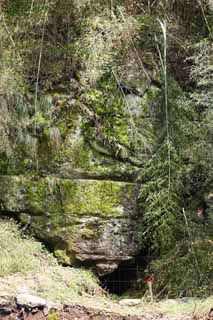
(0, 86, 144, 276)
(16, 294, 46, 308)
(0, 175, 141, 275)
(118, 299, 141, 306)
(0, 296, 16, 315)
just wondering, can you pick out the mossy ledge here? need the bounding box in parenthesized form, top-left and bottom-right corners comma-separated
(0, 175, 142, 275)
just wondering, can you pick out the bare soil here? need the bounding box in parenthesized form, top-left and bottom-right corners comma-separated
(0, 304, 212, 320)
(1, 305, 141, 320)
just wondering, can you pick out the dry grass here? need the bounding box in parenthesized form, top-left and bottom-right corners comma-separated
(0, 218, 103, 302)
(0, 218, 48, 276)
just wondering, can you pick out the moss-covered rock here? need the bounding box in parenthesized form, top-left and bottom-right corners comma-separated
(0, 78, 149, 276)
(0, 175, 141, 275)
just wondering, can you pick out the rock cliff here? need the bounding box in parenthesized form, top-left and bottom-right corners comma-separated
(0, 93, 145, 275)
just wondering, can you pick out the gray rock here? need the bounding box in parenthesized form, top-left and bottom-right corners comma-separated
(119, 299, 141, 306)
(16, 294, 47, 308)
(0, 295, 16, 315)
(0, 295, 16, 307)
(0, 175, 142, 275)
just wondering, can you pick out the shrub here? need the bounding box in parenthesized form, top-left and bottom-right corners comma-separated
(149, 239, 213, 298)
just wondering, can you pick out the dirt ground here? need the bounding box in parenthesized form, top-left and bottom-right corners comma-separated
(0, 305, 142, 320)
(1, 304, 212, 320)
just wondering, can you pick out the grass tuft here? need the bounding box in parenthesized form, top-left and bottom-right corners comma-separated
(0, 218, 49, 276)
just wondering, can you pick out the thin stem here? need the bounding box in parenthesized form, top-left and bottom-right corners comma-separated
(29, 0, 35, 16)
(2, 14, 16, 47)
(182, 208, 201, 280)
(158, 19, 171, 193)
(34, 10, 48, 171)
(197, 0, 212, 36)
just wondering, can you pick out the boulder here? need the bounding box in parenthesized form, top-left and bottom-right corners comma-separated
(0, 175, 142, 275)
(16, 294, 46, 309)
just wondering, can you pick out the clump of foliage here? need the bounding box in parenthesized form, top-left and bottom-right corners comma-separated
(189, 39, 213, 186)
(149, 239, 213, 298)
(137, 28, 213, 296)
(75, 10, 138, 86)
(0, 218, 51, 276)
(137, 77, 194, 252)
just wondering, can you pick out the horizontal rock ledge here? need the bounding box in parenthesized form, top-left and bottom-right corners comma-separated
(0, 175, 137, 216)
(0, 175, 142, 275)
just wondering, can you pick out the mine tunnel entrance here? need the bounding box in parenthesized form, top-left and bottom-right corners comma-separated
(100, 255, 150, 295)
(100, 261, 137, 295)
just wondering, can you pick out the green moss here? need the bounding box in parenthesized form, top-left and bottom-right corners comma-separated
(24, 177, 62, 214)
(57, 138, 91, 169)
(61, 179, 134, 217)
(82, 83, 130, 149)
(0, 175, 137, 268)
(33, 112, 50, 126)
(19, 213, 31, 225)
(54, 249, 76, 265)
(1, 176, 135, 217)
(47, 311, 60, 320)
(80, 224, 101, 240)
(25, 179, 48, 213)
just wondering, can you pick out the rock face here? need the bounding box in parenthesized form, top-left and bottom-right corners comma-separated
(0, 175, 141, 275)
(0, 79, 147, 275)
(0, 43, 160, 275)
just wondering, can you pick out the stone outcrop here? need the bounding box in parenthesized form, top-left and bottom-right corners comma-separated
(0, 175, 141, 275)
(0, 84, 147, 275)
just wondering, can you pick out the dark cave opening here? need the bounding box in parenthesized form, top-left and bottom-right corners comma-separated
(100, 253, 151, 295)
(100, 260, 138, 295)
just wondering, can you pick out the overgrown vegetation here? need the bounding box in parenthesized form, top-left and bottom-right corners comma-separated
(136, 6, 213, 296)
(0, 218, 46, 276)
(0, 0, 212, 299)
